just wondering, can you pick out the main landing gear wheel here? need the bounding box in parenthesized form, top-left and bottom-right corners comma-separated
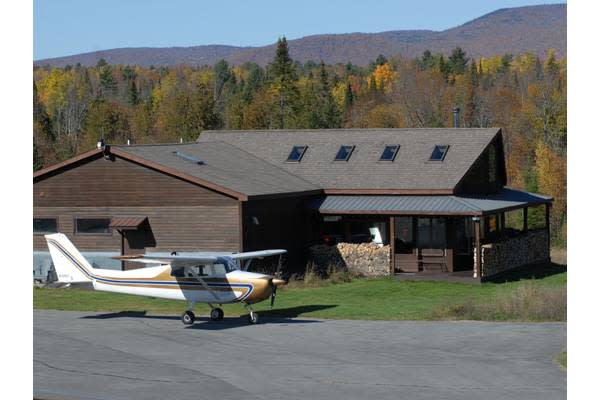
(181, 310, 195, 325)
(247, 311, 259, 325)
(210, 307, 224, 321)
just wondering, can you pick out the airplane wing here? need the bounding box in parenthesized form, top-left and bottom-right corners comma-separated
(229, 249, 286, 260)
(112, 254, 219, 266)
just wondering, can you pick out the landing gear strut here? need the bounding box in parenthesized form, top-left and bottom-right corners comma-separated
(244, 303, 259, 325)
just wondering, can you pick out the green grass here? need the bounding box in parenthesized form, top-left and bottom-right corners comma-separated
(34, 272, 566, 321)
(555, 349, 567, 369)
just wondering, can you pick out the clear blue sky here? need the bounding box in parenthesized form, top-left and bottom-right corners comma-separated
(34, 0, 565, 60)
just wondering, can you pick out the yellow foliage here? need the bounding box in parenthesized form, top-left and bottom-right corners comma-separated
(370, 63, 397, 93)
(331, 82, 347, 110)
(535, 141, 567, 226)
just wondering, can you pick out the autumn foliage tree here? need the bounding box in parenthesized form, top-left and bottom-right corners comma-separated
(33, 46, 567, 245)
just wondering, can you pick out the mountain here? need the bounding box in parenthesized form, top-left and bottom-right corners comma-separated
(34, 4, 566, 68)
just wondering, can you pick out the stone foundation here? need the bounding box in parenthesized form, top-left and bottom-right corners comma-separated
(308, 243, 391, 277)
(478, 229, 550, 277)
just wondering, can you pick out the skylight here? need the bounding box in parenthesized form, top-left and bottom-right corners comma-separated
(286, 146, 308, 162)
(429, 145, 449, 161)
(173, 151, 204, 165)
(380, 145, 400, 161)
(334, 145, 355, 161)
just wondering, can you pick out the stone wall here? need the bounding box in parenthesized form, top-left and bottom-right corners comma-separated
(308, 243, 391, 277)
(479, 229, 550, 277)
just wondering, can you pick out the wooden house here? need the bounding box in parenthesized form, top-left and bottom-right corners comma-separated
(33, 128, 552, 281)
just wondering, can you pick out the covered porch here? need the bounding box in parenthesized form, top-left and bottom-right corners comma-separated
(309, 188, 553, 281)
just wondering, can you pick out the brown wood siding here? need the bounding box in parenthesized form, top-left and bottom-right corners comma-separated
(34, 155, 238, 207)
(34, 155, 242, 254)
(33, 206, 240, 252)
(242, 196, 318, 273)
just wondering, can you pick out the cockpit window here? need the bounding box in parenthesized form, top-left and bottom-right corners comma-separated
(171, 264, 210, 278)
(171, 257, 238, 278)
(216, 256, 239, 272)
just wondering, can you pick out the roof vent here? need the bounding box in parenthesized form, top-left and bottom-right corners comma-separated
(173, 151, 204, 165)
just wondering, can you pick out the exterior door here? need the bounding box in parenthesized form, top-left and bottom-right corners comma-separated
(394, 217, 419, 272)
(121, 229, 147, 270)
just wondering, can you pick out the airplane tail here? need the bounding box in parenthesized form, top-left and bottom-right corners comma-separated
(44, 233, 95, 283)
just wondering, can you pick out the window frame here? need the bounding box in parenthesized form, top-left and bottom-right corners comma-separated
(74, 217, 113, 236)
(379, 145, 400, 162)
(429, 145, 450, 162)
(285, 145, 308, 163)
(33, 217, 58, 235)
(334, 145, 355, 162)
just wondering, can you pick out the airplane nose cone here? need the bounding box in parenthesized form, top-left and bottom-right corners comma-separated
(272, 278, 286, 287)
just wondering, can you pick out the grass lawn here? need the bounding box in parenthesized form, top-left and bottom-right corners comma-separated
(34, 272, 566, 321)
(555, 349, 567, 369)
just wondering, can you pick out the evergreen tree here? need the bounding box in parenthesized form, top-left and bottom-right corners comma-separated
(315, 61, 340, 128)
(438, 56, 450, 82)
(448, 47, 468, 75)
(463, 62, 478, 127)
(419, 50, 435, 70)
(344, 82, 354, 112)
(267, 37, 299, 128)
(99, 64, 117, 97)
(33, 141, 43, 171)
(214, 59, 232, 100)
(128, 79, 139, 106)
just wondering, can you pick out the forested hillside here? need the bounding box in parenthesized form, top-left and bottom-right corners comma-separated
(34, 4, 566, 67)
(33, 39, 566, 245)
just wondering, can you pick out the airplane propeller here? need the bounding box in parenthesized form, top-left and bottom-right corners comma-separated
(270, 254, 284, 309)
(270, 282, 277, 308)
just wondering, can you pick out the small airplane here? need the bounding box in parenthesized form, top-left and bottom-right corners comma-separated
(44, 233, 287, 325)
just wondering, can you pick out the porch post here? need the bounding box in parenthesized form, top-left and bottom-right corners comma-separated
(473, 216, 481, 279)
(523, 207, 528, 233)
(389, 216, 395, 275)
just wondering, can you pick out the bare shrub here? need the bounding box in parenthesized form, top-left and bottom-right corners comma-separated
(285, 262, 356, 288)
(433, 283, 566, 322)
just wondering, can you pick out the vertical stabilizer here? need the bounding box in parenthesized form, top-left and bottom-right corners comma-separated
(45, 233, 94, 283)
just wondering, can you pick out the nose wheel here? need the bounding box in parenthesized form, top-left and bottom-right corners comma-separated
(210, 307, 224, 321)
(247, 311, 259, 324)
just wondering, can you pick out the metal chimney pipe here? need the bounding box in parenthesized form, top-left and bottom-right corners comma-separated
(453, 107, 460, 128)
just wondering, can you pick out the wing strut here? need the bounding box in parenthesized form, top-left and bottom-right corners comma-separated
(187, 268, 221, 302)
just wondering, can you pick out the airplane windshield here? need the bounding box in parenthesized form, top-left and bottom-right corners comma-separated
(216, 256, 239, 272)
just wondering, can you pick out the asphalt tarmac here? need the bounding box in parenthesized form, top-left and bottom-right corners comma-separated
(34, 310, 566, 400)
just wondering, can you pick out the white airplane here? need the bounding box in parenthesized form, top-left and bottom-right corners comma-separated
(44, 233, 287, 325)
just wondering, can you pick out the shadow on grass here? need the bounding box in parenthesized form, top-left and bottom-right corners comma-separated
(483, 261, 567, 283)
(81, 305, 338, 330)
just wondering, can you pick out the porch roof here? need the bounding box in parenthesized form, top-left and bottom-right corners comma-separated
(109, 216, 148, 230)
(310, 188, 552, 216)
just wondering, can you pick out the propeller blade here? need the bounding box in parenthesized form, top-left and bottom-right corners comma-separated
(270, 283, 277, 309)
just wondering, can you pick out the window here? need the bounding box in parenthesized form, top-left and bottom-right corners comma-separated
(394, 217, 414, 254)
(34, 218, 57, 234)
(429, 145, 449, 161)
(417, 217, 447, 248)
(286, 146, 307, 162)
(334, 145, 355, 161)
(171, 265, 210, 278)
(380, 145, 400, 161)
(75, 218, 111, 235)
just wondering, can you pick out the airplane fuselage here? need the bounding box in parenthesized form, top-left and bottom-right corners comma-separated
(89, 266, 273, 304)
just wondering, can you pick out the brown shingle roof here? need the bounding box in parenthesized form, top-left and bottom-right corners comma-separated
(197, 128, 502, 192)
(112, 141, 321, 197)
